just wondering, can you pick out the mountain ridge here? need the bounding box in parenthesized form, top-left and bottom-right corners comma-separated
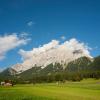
(0, 56, 100, 83)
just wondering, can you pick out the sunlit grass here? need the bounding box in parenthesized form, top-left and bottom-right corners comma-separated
(0, 78, 100, 100)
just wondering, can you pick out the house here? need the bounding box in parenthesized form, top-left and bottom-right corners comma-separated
(0, 80, 13, 86)
(1, 81, 5, 86)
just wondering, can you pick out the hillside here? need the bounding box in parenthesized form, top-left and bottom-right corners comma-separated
(65, 56, 92, 72)
(0, 56, 100, 83)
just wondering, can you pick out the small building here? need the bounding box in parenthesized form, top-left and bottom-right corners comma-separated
(1, 81, 5, 86)
(0, 80, 13, 86)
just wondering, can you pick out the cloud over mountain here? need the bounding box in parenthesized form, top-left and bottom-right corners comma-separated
(27, 21, 34, 26)
(19, 40, 59, 60)
(16, 38, 92, 72)
(0, 34, 29, 60)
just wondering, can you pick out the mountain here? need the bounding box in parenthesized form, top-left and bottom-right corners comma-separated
(10, 64, 24, 74)
(10, 48, 92, 73)
(9, 55, 92, 75)
(0, 56, 100, 82)
(17, 66, 42, 80)
(65, 57, 92, 72)
(0, 68, 14, 81)
(0, 56, 93, 76)
(88, 56, 100, 71)
(16, 57, 92, 79)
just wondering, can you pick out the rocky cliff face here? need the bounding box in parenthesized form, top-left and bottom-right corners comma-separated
(11, 50, 92, 73)
(10, 39, 92, 73)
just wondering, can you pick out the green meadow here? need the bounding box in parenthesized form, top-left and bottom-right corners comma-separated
(0, 79, 100, 100)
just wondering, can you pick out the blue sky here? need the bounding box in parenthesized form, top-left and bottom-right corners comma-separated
(0, 0, 100, 69)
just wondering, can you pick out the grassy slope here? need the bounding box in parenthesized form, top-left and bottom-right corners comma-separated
(0, 79, 100, 100)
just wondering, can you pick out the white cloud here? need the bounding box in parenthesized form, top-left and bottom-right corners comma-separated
(17, 38, 92, 72)
(0, 34, 29, 60)
(61, 36, 66, 40)
(27, 21, 34, 26)
(20, 32, 29, 38)
(19, 40, 59, 60)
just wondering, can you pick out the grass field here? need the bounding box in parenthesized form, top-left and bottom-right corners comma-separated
(0, 78, 100, 100)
